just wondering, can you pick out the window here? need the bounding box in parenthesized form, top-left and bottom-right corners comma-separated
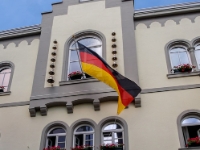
(68, 36, 102, 80)
(169, 46, 191, 69)
(0, 63, 13, 92)
(73, 125, 94, 147)
(195, 44, 200, 69)
(102, 123, 124, 146)
(181, 117, 200, 147)
(46, 127, 66, 148)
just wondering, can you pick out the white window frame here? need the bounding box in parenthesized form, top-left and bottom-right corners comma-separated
(0, 67, 11, 92)
(73, 124, 94, 148)
(46, 127, 66, 148)
(68, 36, 102, 81)
(194, 44, 200, 69)
(101, 123, 124, 145)
(169, 45, 192, 69)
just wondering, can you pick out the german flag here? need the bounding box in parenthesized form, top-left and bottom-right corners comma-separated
(78, 42, 141, 114)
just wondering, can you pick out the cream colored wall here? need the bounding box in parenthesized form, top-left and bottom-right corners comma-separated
(135, 17, 200, 89)
(0, 39, 39, 104)
(1, 88, 200, 150)
(45, 1, 124, 87)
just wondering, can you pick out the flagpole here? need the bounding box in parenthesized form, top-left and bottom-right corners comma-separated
(72, 35, 86, 78)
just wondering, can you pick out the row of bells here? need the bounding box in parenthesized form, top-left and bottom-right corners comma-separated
(47, 40, 58, 84)
(111, 32, 118, 68)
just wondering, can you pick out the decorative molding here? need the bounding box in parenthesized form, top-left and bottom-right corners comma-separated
(134, 2, 200, 19)
(66, 102, 73, 114)
(29, 107, 36, 117)
(141, 84, 200, 94)
(0, 100, 29, 108)
(0, 25, 41, 40)
(59, 78, 99, 86)
(93, 99, 100, 111)
(40, 106, 48, 116)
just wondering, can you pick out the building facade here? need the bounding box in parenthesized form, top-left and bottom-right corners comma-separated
(0, 0, 200, 150)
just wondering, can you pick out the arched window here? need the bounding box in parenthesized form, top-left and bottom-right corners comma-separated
(102, 123, 124, 145)
(169, 46, 191, 69)
(195, 44, 200, 69)
(0, 63, 13, 92)
(46, 127, 66, 148)
(68, 36, 102, 80)
(73, 125, 94, 147)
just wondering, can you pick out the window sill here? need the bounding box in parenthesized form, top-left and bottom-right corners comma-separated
(179, 148, 200, 150)
(167, 71, 200, 79)
(59, 78, 99, 86)
(0, 91, 11, 96)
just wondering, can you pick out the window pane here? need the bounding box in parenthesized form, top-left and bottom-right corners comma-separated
(0, 74, 4, 85)
(170, 53, 180, 67)
(86, 134, 93, 140)
(104, 124, 122, 130)
(49, 128, 65, 134)
(2, 73, 10, 86)
(76, 126, 93, 132)
(70, 50, 79, 61)
(114, 132, 122, 138)
(79, 38, 101, 48)
(114, 139, 123, 144)
(58, 143, 65, 148)
(75, 134, 84, 146)
(103, 132, 112, 140)
(69, 62, 82, 73)
(195, 47, 200, 69)
(58, 136, 66, 142)
(182, 118, 200, 126)
(85, 140, 93, 146)
(90, 47, 102, 57)
(179, 51, 190, 64)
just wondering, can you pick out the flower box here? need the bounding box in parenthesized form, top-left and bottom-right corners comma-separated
(187, 137, 200, 148)
(0, 86, 4, 92)
(101, 148, 123, 150)
(100, 144, 124, 150)
(173, 64, 195, 73)
(68, 71, 83, 80)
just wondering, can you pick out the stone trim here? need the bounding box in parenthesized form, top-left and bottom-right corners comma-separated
(0, 25, 41, 40)
(0, 100, 29, 107)
(177, 110, 200, 149)
(0, 91, 11, 96)
(134, 2, 200, 19)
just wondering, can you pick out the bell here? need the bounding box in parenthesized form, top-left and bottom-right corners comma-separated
(112, 38, 116, 42)
(112, 32, 116, 36)
(51, 57, 56, 62)
(112, 50, 117, 54)
(49, 69, 55, 75)
(112, 57, 117, 61)
(47, 76, 54, 83)
(51, 51, 56, 56)
(52, 45, 57, 50)
(112, 44, 117, 48)
(53, 40, 57, 44)
(50, 63, 55, 68)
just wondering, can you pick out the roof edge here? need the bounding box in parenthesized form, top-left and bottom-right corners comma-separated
(0, 24, 41, 40)
(134, 1, 200, 19)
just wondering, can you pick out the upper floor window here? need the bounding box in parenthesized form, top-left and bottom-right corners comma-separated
(0, 62, 13, 93)
(68, 36, 102, 80)
(46, 127, 66, 148)
(73, 125, 94, 148)
(102, 123, 124, 146)
(195, 44, 200, 69)
(169, 46, 191, 70)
